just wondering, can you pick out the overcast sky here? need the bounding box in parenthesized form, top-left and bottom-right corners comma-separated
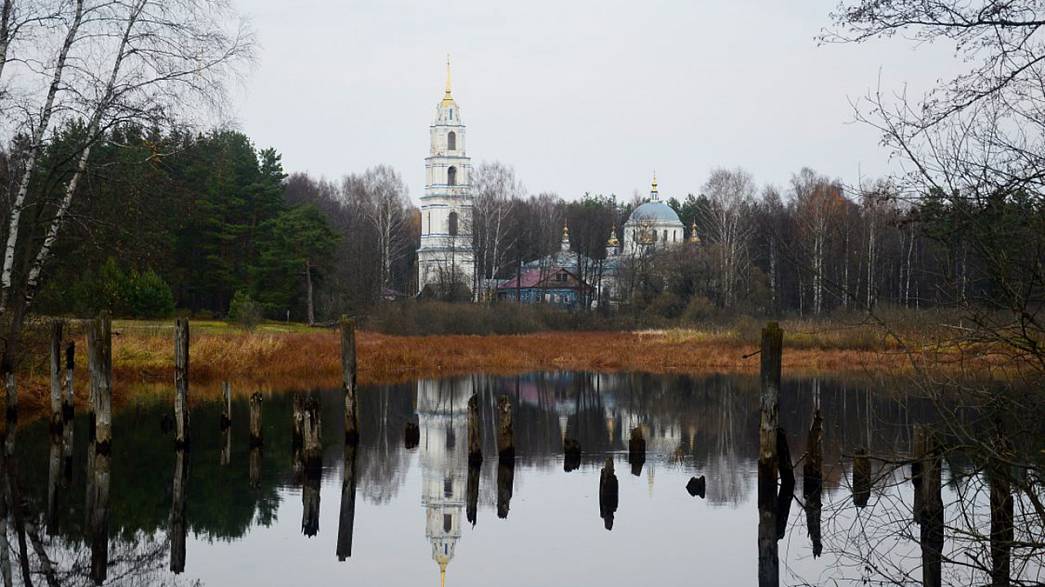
(231, 0, 958, 204)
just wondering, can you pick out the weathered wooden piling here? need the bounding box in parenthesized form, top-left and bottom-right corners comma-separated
(292, 393, 305, 448)
(496, 395, 514, 462)
(912, 424, 943, 587)
(49, 320, 64, 430)
(467, 393, 482, 464)
(249, 446, 262, 489)
(63, 342, 75, 420)
(336, 443, 358, 561)
(220, 382, 232, 429)
(497, 460, 514, 519)
(340, 317, 359, 444)
(47, 436, 62, 533)
(803, 406, 824, 558)
(628, 426, 646, 475)
(301, 395, 323, 474)
(249, 392, 263, 447)
(170, 449, 188, 573)
(599, 457, 619, 531)
(852, 448, 871, 508)
(563, 438, 581, 472)
(87, 311, 112, 450)
(404, 421, 420, 449)
(173, 318, 190, 448)
(466, 462, 480, 527)
(759, 322, 783, 507)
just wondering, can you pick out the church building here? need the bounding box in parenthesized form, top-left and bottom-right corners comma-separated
(622, 174, 686, 256)
(417, 59, 476, 297)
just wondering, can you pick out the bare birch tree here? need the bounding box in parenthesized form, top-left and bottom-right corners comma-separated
(702, 168, 755, 308)
(472, 161, 522, 298)
(356, 165, 409, 296)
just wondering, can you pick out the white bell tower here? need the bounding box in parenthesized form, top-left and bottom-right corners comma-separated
(417, 57, 475, 297)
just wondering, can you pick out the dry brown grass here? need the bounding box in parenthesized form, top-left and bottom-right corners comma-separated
(7, 320, 1011, 419)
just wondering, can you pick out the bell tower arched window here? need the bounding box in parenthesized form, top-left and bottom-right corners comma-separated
(447, 166, 457, 186)
(447, 131, 456, 151)
(448, 211, 459, 236)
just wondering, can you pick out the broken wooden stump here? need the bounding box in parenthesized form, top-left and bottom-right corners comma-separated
(340, 317, 359, 444)
(467, 393, 482, 464)
(686, 475, 706, 498)
(301, 395, 323, 475)
(220, 382, 232, 429)
(87, 311, 112, 452)
(49, 320, 64, 431)
(757, 322, 783, 587)
(173, 318, 190, 449)
(599, 457, 619, 531)
(249, 392, 263, 448)
(496, 395, 514, 463)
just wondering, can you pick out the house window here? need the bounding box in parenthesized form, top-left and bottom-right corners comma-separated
(447, 131, 456, 150)
(447, 166, 457, 186)
(556, 271, 567, 282)
(444, 478, 453, 498)
(448, 211, 459, 236)
(449, 109, 453, 120)
(443, 514, 452, 532)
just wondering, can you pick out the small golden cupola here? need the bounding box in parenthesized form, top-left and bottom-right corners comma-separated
(688, 220, 701, 244)
(560, 222, 571, 252)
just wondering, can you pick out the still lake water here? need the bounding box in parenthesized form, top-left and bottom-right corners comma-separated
(4, 372, 1040, 586)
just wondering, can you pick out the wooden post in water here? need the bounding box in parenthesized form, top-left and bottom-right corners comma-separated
(496, 460, 514, 519)
(249, 446, 262, 489)
(913, 424, 943, 587)
(340, 317, 359, 444)
(852, 448, 871, 508)
(990, 465, 1013, 587)
(249, 392, 263, 447)
(775, 427, 795, 540)
(467, 393, 482, 465)
(496, 395, 514, 462)
(292, 393, 305, 449)
(47, 436, 62, 533)
(220, 382, 232, 429)
(87, 311, 112, 450)
(302, 470, 321, 537)
(563, 438, 581, 472)
(87, 447, 110, 585)
(803, 403, 824, 558)
(170, 448, 188, 573)
(49, 320, 64, 431)
(404, 421, 420, 449)
(336, 443, 358, 561)
(302, 395, 323, 475)
(599, 457, 619, 531)
(758, 322, 783, 587)
(173, 318, 190, 448)
(63, 341, 75, 421)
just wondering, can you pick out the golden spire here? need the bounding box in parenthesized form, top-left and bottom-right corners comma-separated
(440, 55, 455, 107)
(440, 561, 447, 587)
(651, 171, 659, 201)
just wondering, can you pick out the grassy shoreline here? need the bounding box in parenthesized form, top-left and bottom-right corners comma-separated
(7, 317, 1011, 418)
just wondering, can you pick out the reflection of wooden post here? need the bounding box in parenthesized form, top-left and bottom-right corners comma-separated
(170, 449, 188, 573)
(466, 462, 480, 526)
(803, 406, 823, 558)
(174, 318, 190, 448)
(758, 322, 783, 587)
(88, 448, 110, 585)
(220, 382, 232, 429)
(2, 365, 15, 427)
(496, 395, 513, 462)
(47, 437, 62, 533)
(292, 393, 305, 449)
(497, 460, 514, 519)
(628, 426, 646, 475)
(87, 311, 112, 450)
(336, 443, 358, 561)
(63, 342, 75, 421)
(249, 392, 263, 447)
(249, 446, 262, 489)
(404, 421, 420, 449)
(989, 441, 1012, 587)
(302, 471, 321, 537)
(340, 317, 359, 444)
(913, 425, 943, 587)
(563, 438, 581, 472)
(221, 425, 231, 466)
(467, 393, 482, 464)
(49, 320, 64, 430)
(775, 427, 795, 540)
(599, 457, 619, 531)
(852, 448, 871, 507)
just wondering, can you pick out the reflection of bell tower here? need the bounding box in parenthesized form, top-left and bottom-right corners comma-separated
(417, 377, 473, 584)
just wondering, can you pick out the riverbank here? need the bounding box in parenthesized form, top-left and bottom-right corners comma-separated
(6, 317, 1011, 419)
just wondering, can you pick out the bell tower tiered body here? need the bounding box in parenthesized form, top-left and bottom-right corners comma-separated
(417, 58, 475, 296)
